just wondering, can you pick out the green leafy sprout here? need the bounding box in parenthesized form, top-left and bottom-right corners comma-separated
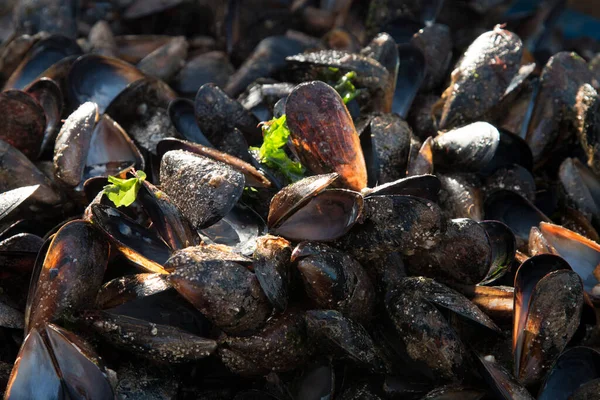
(250, 70, 359, 183)
(250, 115, 305, 183)
(102, 170, 147, 208)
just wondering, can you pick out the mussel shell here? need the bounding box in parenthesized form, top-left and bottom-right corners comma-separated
(137, 36, 188, 81)
(0, 139, 63, 207)
(410, 24, 453, 92)
(24, 78, 63, 156)
(0, 90, 46, 159)
(537, 222, 600, 294)
(166, 258, 271, 336)
(361, 113, 412, 186)
(26, 220, 110, 332)
(105, 77, 178, 154)
(485, 164, 536, 202)
(224, 35, 308, 98)
(295, 242, 375, 322)
(513, 255, 584, 387)
(0, 185, 40, 222)
(305, 309, 384, 372)
(157, 138, 271, 188)
(200, 203, 268, 257)
(137, 180, 200, 250)
(484, 190, 551, 247)
(272, 189, 364, 242)
(406, 136, 434, 176)
(479, 220, 517, 284)
(481, 129, 534, 174)
(575, 84, 600, 175)
(159, 150, 245, 230)
(90, 204, 171, 274)
(538, 347, 600, 400)
(4, 35, 82, 90)
(363, 174, 440, 202)
(394, 44, 426, 118)
(405, 218, 492, 285)
(173, 51, 234, 97)
(219, 309, 312, 375)
(476, 355, 534, 400)
(253, 235, 291, 312)
(438, 173, 483, 221)
(96, 273, 171, 310)
(53, 102, 99, 188)
(167, 98, 212, 147)
(559, 157, 600, 220)
(84, 311, 216, 363)
(338, 195, 444, 257)
(439, 28, 523, 129)
(267, 173, 338, 228)
(68, 54, 145, 113)
(6, 324, 114, 399)
(432, 122, 500, 172)
(286, 81, 367, 191)
(194, 82, 262, 147)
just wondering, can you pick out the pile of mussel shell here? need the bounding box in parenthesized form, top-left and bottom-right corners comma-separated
(2, 0, 600, 399)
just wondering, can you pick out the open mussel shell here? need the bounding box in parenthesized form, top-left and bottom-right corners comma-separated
(84, 311, 216, 363)
(513, 254, 584, 388)
(3, 35, 82, 90)
(271, 189, 363, 242)
(157, 138, 271, 188)
(160, 149, 245, 230)
(137, 179, 200, 250)
(0, 89, 46, 159)
(219, 309, 312, 376)
(25, 219, 110, 333)
(105, 77, 178, 154)
(537, 347, 600, 400)
(485, 189, 551, 248)
(268, 173, 338, 228)
(394, 44, 426, 118)
(6, 323, 114, 399)
(432, 122, 500, 172)
(533, 222, 600, 297)
(24, 78, 63, 156)
(167, 98, 212, 147)
(200, 203, 267, 256)
(165, 257, 271, 336)
(53, 102, 144, 189)
(305, 309, 384, 372)
(363, 174, 440, 202)
(90, 204, 171, 275)
(439, 28, 523, 129)
(294, 242, 375, 322)
(285, 81, 368, 191)
(68, 54, 145, 113)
